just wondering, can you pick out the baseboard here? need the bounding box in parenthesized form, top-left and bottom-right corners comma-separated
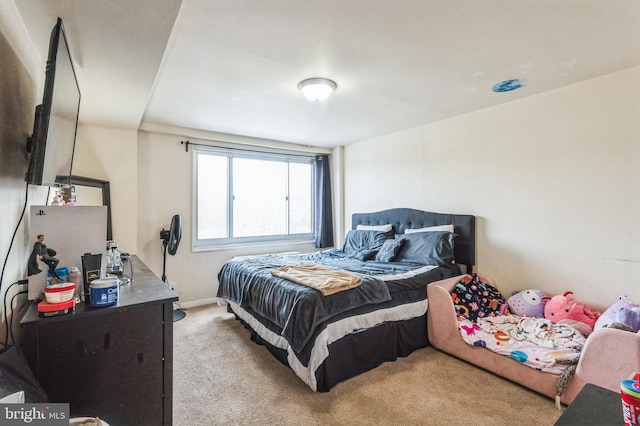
(178, 297, 221, 309)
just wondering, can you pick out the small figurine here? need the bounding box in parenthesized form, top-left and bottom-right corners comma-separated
(27, 234, 60, 279)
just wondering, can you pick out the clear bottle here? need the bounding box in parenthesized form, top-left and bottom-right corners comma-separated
(68, 266, 81, 300)
(112, 249, 123, 273)
(108, 245, 115, 271)
(107, 241, 123, 274)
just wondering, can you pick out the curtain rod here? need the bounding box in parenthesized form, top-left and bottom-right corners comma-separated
(180, 140, 325, 158)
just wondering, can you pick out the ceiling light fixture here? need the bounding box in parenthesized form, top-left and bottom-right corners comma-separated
(298, 78, 337, 101)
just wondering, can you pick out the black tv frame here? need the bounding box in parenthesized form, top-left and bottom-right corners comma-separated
(25, 17, 81, 187)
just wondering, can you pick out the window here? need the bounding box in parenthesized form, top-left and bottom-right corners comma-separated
(194, 146, 314, 248)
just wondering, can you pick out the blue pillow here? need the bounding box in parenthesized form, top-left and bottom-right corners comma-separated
(375, 239, 405, 262)
(394, 231, 455, 266)
(354, 250, 378, 261)
(342, 230, 394, 253)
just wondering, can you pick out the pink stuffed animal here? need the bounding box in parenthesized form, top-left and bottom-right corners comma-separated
(543, 291, 601, 332)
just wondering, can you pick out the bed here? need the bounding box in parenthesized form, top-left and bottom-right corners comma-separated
(216, 207, 476, 391)
(428, 274, 640, 406)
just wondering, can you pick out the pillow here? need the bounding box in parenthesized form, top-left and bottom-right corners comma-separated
(353, 249, 378, 261)
(405, 224, 454, 234)
(0, 346, 48, 402)
(0, 391, 24, 403)
(342, 230, 394, 253)
(375, 239, 405, 262)
(356, 224, 393, 232)
(394, 231, 455, 266)
(451, 273, 506, 321)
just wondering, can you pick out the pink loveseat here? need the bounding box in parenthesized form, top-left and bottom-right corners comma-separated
(427, 274, 640, 405)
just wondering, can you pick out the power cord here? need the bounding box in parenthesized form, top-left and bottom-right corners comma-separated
(0, 181, 29, 348)
(158, 243, 183, 312)
(8, 289, 29, 346)
(2, 280, 28, 348)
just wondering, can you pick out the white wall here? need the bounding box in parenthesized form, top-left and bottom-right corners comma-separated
(136, 129, 324, 305)
(344, 67, 640, 310)
(73, 124, 138, 254)
(0, 7, 141, 344)
(4, 0, 637, 314)
(0, 25, 45, 347)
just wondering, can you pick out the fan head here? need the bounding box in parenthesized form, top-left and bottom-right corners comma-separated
(160, 214, 182, 255)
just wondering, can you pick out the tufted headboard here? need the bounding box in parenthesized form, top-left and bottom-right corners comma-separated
(352, 208, 476, 272)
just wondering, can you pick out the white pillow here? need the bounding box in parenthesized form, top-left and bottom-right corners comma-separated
(356, 224, 393, 232)
(0, 391, 25, 403)
(405, 224, 454, 233)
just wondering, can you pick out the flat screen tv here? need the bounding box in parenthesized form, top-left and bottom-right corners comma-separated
(25, 17, 81, 187)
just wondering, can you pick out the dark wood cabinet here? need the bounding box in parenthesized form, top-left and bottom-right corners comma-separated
(20, 256, 177, 426)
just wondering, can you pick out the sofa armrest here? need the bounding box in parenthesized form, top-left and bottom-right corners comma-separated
(575, 328, 640, 392)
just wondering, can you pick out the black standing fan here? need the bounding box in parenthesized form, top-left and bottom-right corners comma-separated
(160, 214, 186, 321)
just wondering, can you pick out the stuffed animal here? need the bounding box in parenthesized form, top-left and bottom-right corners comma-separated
(594, 296, 640, 333)
(543, 291, 601, 333)
(507, 289, 548, 317)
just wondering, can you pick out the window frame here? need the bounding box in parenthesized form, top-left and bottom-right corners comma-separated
(192, 145, 315, 250)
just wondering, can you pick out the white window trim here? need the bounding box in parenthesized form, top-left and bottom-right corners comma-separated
(192, 144, 316, 251)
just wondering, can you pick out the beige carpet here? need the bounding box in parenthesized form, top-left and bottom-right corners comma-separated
(173, 304, 563, 425)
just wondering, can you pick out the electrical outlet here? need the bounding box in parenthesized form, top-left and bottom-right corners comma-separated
(169, 281, 178, 293)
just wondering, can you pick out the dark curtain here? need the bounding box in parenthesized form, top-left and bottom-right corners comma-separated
(314, 154, 334, 248)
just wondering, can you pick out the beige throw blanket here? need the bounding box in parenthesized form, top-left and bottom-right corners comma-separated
(270, 263, 362, 296)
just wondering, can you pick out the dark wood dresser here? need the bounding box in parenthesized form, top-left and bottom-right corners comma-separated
(20, 255, 178, 426)
(554, 383, 625, 426)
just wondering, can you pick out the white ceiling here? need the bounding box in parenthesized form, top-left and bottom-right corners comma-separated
(13, 0, 640, 148)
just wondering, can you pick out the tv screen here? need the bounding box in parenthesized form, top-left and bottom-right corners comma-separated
(25, 18, 81, 187)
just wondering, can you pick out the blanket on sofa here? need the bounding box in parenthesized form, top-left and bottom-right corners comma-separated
(458, 315, 584, 374)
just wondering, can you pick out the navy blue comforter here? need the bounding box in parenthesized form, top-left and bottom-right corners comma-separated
(217, 250, 452, 352)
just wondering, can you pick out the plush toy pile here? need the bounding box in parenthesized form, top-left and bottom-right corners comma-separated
(451, 274, 640, 338)
(452, 275, 638, 406)
(505, 288, 640, 336)
(452, 276, 586, 375)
